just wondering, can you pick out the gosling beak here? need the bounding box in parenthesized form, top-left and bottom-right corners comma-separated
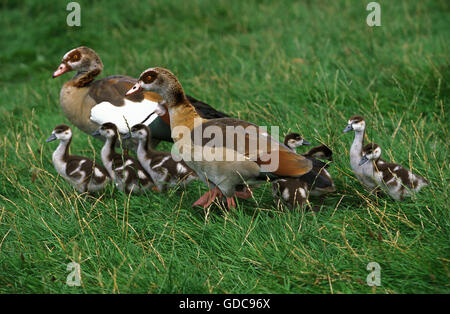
(46, 134, 57, 143)
(126, 82, 142, 96)
(302, 140, 311, 146)
(359, 156, 369, 166)
(343, 124, 353, 133)
(52, 63, 71, 78)
(121, 133, 131, 140)
(91, 130, 101, 137)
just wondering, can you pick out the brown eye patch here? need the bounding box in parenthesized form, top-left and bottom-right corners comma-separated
(141, 71, 157, 84)
(71, 52, 81, 61)
(64, 50, 81, 63)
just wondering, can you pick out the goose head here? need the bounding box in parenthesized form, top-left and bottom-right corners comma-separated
(359, 143, 382, 165)
(343, 115, 365, 133)
(53, 46, 103, 78)
(92, 122, 119, 139)
(46, 124, 72, 142)
(130, 124, 151, 141)
(126, 67, 184, 104)
(284, 133, 311, 150)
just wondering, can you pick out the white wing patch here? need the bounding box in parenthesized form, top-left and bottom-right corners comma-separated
(176, 163, 187, 174)
(90, 98, 159, 134)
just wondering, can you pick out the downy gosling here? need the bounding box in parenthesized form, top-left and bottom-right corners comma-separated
(359, 143, 429, 200)
(46, 124, 110, 193)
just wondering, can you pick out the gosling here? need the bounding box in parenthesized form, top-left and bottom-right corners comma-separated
(46, 124, 110, 193)
(128, 124, 197, 192)
(93, 123, 154, 194)
(359, 142, 429, 200)
(283, 133, 335, 196)
(343, 115, 379, 191)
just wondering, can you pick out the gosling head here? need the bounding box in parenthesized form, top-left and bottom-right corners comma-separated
(92, 122, 119, 139)
(46, 124, 72, 143)
(52, 46, 103, 78)
(284, 133, 311, 150)
(343, 115, 365, 133)
(130, 124, 151, 141)
(126, 67, 182, 99)
(359, 143, 382, 166)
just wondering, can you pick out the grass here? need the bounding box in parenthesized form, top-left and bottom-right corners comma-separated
(0, 0, 448, 293)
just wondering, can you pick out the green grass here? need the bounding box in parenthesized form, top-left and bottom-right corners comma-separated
(0, 0, 448, 293)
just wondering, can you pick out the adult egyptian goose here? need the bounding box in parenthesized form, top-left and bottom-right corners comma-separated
(53, 46, 229, 146)
(343, 115, 379, 190)
(46, 124, 110, 193)
(127, 124, 197, 192)
(93, 123, 154, 194)
(126, 67, 331, 208)
(359, 143, 429, 200)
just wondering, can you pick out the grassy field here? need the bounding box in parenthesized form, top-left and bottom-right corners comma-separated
(0, 0, 448, 293)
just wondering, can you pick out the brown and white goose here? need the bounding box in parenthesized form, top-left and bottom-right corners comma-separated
(282, 132, 335, 196)
(126, 67, 331, 208)
(53, 46, 229, 146)
(93, 123, 154, 194)
(128, 124, 197, 192)
(46, 124, 110, 193)
(359, 143, 429, 200)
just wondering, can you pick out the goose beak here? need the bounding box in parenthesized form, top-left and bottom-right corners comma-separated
(91, 130, 101, 137)
(46, 134, 57, 142)
(126, 82, 142, 96)
(359, 156, 369, 166)
(302, 140, 311, 146)
(121, 133, 131, 140)
(343, 124, 353, 133)
(52, 63, 71, 78)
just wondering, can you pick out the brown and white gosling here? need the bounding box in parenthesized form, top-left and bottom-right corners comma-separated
(128, 124, 197, 192)
(46, 124, 110, 193)
(283, 133, 335, 196)
(93, 123, 154, 194)
(284, 133, 333, 161)
(272, 178, 310, 210)
(343, 115, 379, 191)
(359, 143, 429, 201)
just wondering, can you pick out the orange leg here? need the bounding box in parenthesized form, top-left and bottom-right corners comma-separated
(235, 187, 253, 199)
(192, 187, 222, 208)
(193, 187, 250, 209)
(226, 197, 236, 208)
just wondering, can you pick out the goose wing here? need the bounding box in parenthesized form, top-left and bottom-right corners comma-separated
(190, 118, 313, 177)
(88, 75, 161, 134)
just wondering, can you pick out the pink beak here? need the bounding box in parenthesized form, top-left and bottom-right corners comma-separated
(126, 82, 142, 96)
(52, 63, 71, 78)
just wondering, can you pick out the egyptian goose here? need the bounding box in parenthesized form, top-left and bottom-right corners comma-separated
(126, 67, 331, 208)
(46, 124, 110, 193)
(52, 46, 229, 146)
(359, 143, 429, 200)
(283, 133, 335, 196)
(93, 123, 154, 194)
(127, 124, 197, 192)
(343, 115, 379, 190)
